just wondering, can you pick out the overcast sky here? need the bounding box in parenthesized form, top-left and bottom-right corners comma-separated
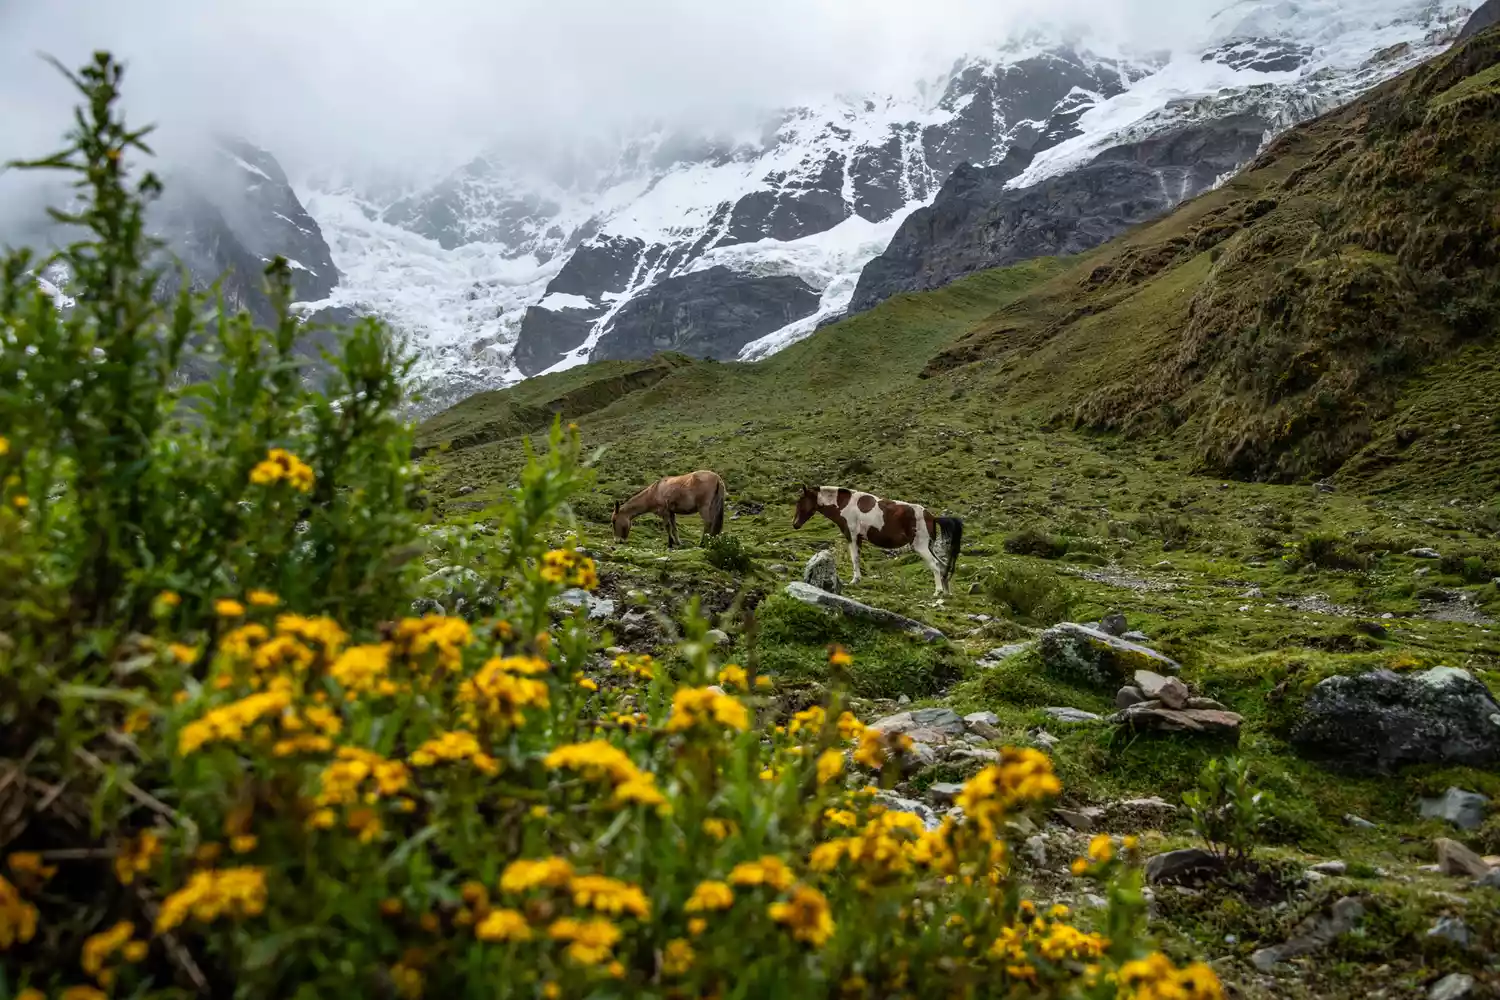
(0, 0, 1223, 180)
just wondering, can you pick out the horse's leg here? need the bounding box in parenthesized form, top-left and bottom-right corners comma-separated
(666, 511, 679, 549)
(848, 536, 862, 585)
(917, 539, 945, 597)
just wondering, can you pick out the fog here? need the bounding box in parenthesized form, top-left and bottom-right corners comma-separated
(1, 0, 1222, 184)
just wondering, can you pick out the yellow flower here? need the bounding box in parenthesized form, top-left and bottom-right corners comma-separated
(7, 853, 55, 880)
(816, 749, 845, 785)
(459, 656, 549, 727)
(719, 664, 748, 690)
(1070, 858, 1090, 876)
(663, 686, 750, 734)
(392, 615, 472, 672)
(578, 677, 598, 692)
(154, 867, 267, 933)
(0, 874, 39, 948)
(684, 880, 735, 913)
(823, 808, 857, 828)
(82, 920, 137, 979)
(475, 908, 532, 943)
(177, 689, 291, 755)
(114, 831, 160, 885)
(169, 643, 198, 665)
(662, 937, 695, 976)
(547, 916, 621, 966)
(329, 643, 393, 694)
(1088, 834, 1114, 863)
(249, 448, 315, 493)
(755, 675, 774, 690)
(500, 857, 574, 894)
(569, 875, 650, 919)
(61, 989, 108, 1000)
(10, 495, 28, 510)
(215, 598, 245, 618)
(409, 731, 500, 775)
(727, 857, 794, 892)
(0, 436, 7, 456)
(16, 991, 43, 1000)
(768, 884, 835, 947)
(828, 646, 852, 668)
(701, 818, 736, 841)
(247, 589, 280, 607)
(543, 741, 645, 786)
(687, 917, 707, 936)
(390, 962, 424, 1000)
(156, 589, 182, 608)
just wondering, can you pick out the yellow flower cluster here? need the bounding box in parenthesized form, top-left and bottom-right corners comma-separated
(500, 857, 574, 893)
(540, 548, 599, 590)
(275, 614, 348, 655)
(727, 856, 795, 892)
(155, 867, 267, 932)
(178, 689, 291, 755)
(768, 884, 835, 947)
(663, 686, 750, 734)
(548, 916, 620, 965)
(662, 937, 695, 975)
(808, 807, 928, 881)
(113, 831, 160, 886)
(409, 730, 500, 775)
(391, 615, 472, 672)
(953, 749, 1061, 841)
(0, 874, 37, 949)
(329, 643, 397, 696)
(612, 652, 654, 681)
(988, 905, 1108, 981)
(458, 656, 550, 728)
(685, 879, 734, 912)
(543, 740, 665, 809)
(718, 664, 747, 689)
(1118, 953, 1225, 1000)
(81, 920, 148, 986)
(568, 875, 650, 919)
(853, 728, 912, 769)
(249, 448, 315, 492)
(475, 908, 531, 942)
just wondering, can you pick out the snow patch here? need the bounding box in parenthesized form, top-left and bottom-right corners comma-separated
(228, 153, 272, 182)
(537, 292, 595, 312)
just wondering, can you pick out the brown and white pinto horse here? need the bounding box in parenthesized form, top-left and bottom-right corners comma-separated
(792, 484, 963, 596)
(612, 470, 727, 549)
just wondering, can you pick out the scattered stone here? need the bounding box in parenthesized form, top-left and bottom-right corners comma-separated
(1422, 787, 1491, 831)
(1145, 848, 1224, 885)
(705, 628, 731, 648)
(1054, 807, 1103, 832)
(1023, 835, 1049, 868)
(978, 642, 1032, 665)
(1031, 729, 1060, 750)
(1101, 797, 1178, 832)
(1135, 669, 1190, 709)
(454, 485, 476, 496)
(422, 565, 498, 617)
(1038, 622, 1181, 688)
(1355, 621, 1390, 639)
(965, 710, 999, 727)
(1153, 560, 1174, 570)
(550, 587, 615, 621)
(768, 563, 789, 576)
(782, 582, 946, 642)
(873, 792, 939, 831)
(1473, 869, 1500, 890)
(1113, 703, 1243, 738)
(802, 549, 841, 594)
(948, 747, 1000, 764)
(1290, 667, 1500, 774)
(1408, 547, 1442, 559)
(1430, 973, 1475, 1000)
(1304, 869, 1326, 882)
(1122, 630, 1150, 643)
(897, 694, 912, 706)
(1309, 860, 1348, 876)
(605, 645, 627, 658)
(1345, 813, 1377, 830)
(1184, 696, 1230, 711)
(1116, 685, 1148, 709)
(1427, 916, 1473, 949)
(1435, 838, 1491, 878)
(906, 742, 939, 767)
(869, 707, 966, 738)
(1043, 707, 1102, 724)
(1250, 897, 1365, 972)
(927, 782, 965, 805)
(1083, 893, 1107, 910)
(1099, 611, 1128, 636)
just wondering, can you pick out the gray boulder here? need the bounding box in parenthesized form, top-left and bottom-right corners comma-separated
(1426, 916, 1473, 949)
(551, 588, 616, 621)
(706, 628, 732, 648)
(873, 792, 940, 831)
(1099, 611, 1128, 636)
(782, 582, 945, 642)
(870, 707, 966, 738)
(927, 782, 965, 805)
(1430, 974, 1475, 1000)
(1289, 667, 1500, 774)
(1422, 788, 1491, 831)
(1145, 848, 1223, 884)
(802, 549, 841, 594)
(1039, 623, 1181, 688)
(1116, 685, 1148, 709)
(1407, 547, 1442, 559)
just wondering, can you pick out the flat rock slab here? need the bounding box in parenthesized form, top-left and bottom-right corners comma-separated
(782, 582, 945, 642)
(1250, 897, 1365, 972)
(1039, 622, 1181, 688)
(1430, 973, 1475, 1000)
(1435, 837, 1491, 878)
(1113, 703, 1243, 738)
(1135, 669, 1189, 709)
(869, 707, 966, 737)
(1043, 707, 1103, 724)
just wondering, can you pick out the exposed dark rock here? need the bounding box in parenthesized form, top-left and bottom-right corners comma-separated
(1145, 848, 1224, 885)
(591, 267, 819, 364)
(1250, 897, 1365, 972)
(1202, 38, 1314, 73)
(1289, 667, 1500, 774)
(848, 116, 1269, 315)
(1135, 669, 1190, 709)
(1421, 787, 1492, 831)
(381, 154, 564, 253)
(1458, 0, 1500, 41)
(803, 549, 841, 594)
(1116, 685, 1148, 709)
(1099, 611, 1129, 636)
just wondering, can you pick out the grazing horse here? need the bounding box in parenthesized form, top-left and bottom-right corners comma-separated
(612, 470, 727, 549)
(792, 484, 963, 597)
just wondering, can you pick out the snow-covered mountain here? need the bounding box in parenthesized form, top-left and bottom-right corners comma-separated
(285, 0, 1467, 412)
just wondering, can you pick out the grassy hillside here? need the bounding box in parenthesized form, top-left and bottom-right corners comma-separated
(412, 35, 1500, 999)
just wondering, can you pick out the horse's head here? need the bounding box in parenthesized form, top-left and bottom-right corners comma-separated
(610, 500, 631, 541)
(792, 483, 817, 529)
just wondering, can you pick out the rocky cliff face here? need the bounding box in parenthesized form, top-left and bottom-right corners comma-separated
(848, 115, 1271, 313)
(1459, 0, 1500, 38)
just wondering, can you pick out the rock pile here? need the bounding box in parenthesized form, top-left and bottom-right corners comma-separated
(1108, 669, 1243, 737)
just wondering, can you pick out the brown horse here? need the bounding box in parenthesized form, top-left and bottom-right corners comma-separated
(792, 484, 963, 597)
(612, 470, 727, 549)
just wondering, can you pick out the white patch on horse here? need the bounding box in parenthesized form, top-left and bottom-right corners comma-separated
(839, 491, 885, 539)
(817, 487, 839, 507)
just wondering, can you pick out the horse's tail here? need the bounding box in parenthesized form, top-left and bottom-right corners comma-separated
(935, 516, 963, 588)
(709, 476, 726, 536)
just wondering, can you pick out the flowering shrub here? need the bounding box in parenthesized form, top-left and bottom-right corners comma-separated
(0, 53, 1226, 1000)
